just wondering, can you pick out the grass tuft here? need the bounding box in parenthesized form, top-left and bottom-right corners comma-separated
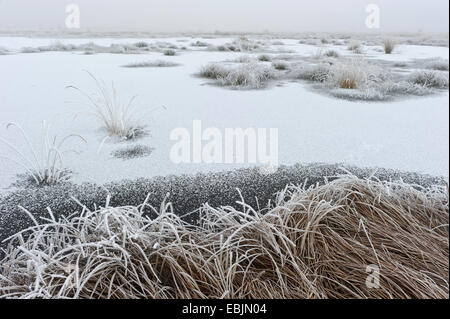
(272, 61, 289, 70)
(425, 59, 449, 71)
(382, 39, 396, 54)
(347, 41, 361, 51)
(407, 70, 449, 88)
(324, 49, 340, 58)
(0, 122, 86, 186)
(199, 63, 276, 89)
(67, 72, 144, 140)
(163, 49, 176, 56)
(257, 54, 272, 62)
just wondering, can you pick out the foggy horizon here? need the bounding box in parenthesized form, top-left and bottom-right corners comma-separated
(0, 0, 448, 33)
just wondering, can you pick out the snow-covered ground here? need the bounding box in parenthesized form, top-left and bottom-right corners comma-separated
(0, 35, 448, 192)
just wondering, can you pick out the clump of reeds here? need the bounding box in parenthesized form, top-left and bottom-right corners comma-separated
(67, 72, 144, 140)
(382, 38, 395, 54)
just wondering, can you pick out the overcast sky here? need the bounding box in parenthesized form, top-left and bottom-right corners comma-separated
(0, 0, 448, 33)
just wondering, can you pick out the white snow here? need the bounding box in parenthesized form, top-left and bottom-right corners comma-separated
(0, 36, 448, 192)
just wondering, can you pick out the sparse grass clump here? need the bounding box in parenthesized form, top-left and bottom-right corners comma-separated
(211, 37, 261, 52)
(15, 41, 183, 55)
(199, 63, 230, 79)
(67, 72, 144, 140)
(257, 54, 272, 62)
(21, 47, 40, 53)
(327, 59, 388, 90)
(382, 81, 434, 96)
(407, 70, 449, 88)
(330, 61, 363, 89)
(191, 40, 209, 47)
(199, 63, 275, 89)
(122, 60, 180, 68)
(347, 41, 361, 51)
(393, 62, 408, 68)
(291, 63, 331, 82)
(134, 41, 149, 48)
(0, 122, 86, 186)
(163, 49, 176, 56)
(272, 61, 289, 70)
(231, 55, 254, 63)
(324, 49, 340, 58)
(382, 39, 396, 54)
(0, 176, 447, 299)
(221, 64, 276, 89)
(232, 37, 260, 52)
(291, 58, 422, 100)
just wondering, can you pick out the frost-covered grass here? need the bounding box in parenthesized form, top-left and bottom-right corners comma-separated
(327, 59, 389, 90)
(232, 37, 261, 51)
(163, 49, 176, 56)
(393, 62, 408, 68)
(257, 54, 272, 62)
(191, 40, 209, 47)
(347, 41, 361, 51)
(425, 59, 449, 71)
(272, 60, 289, 70)
(299, 39, 320, 45)
(0, 122, 86, 186)
(407, 70, 449, 88)
(199, 63, 276, 89)
(122, 60, 180, 68)
(201, 47, 448, 99)
(0, 176, 447, 299)
(383, 81, 434, 96)
(329, 82, 433, 101)
(288, 57, 444, 101)
(290, 63, 332, 83)
(230, 55, 254, 63)
(18, 41, 178, 55)
(134, 41, 149, 48)
(323, 49, 340, 58)
(219, 64, 276, 89)
(199, 63, 230, 79)
(67, 73, 144, 140)
(211, 37, 262, 52)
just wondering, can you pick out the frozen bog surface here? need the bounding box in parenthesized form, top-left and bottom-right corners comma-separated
(0, 35, 448, 193)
